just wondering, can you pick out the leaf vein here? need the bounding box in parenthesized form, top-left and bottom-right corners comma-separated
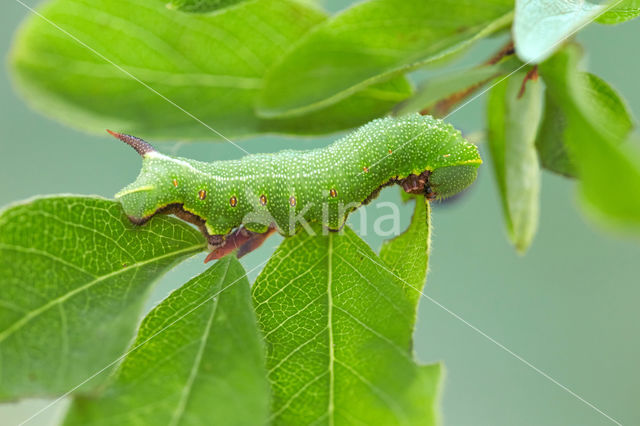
(334, 358, 409, 424)
(263, 292, 326, 339)
(333, 305, 411, 361)
(0, 244, 96, 277)
(335, 253, 410, 319)
(0, 244, 203, 343)
(267, 327, 328, 375)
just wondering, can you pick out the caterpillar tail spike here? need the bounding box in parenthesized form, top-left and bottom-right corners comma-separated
(107, 129, 156, 157)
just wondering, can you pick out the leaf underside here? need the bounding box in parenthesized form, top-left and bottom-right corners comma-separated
(10, 0, 411, 141)
(514, 0, 607, 63)
(394, 57, 522, 117)
(258, 0, 514, 117)
(487, 70, 543, 253)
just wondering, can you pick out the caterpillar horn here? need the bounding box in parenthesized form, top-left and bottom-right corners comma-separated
(107, 130, 156, 157)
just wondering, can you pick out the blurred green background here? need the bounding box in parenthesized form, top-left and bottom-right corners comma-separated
(1, 1, 639, 425)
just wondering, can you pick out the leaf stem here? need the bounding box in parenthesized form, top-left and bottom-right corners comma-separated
(420, 40, 515, 117)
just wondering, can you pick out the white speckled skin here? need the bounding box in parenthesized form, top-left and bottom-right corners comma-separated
(116, 114, 481, 237)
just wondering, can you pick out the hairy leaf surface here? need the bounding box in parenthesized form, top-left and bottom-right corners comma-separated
(10, 0, 410, 140)
(252, 224, 440, 425)
(258, 0, 513, 117)
(63, 256, 269, 426)
(0, 197, 205, 400)
(488, 70, 543, 252)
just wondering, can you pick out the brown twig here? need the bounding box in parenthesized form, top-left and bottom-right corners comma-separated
(485, 41, 515, 65)
(420, 41, 515, 117)
(517, 65, 538, 99)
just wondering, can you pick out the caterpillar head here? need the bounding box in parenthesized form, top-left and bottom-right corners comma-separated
(109, 131, 173, 224)
(416, 116, 482, 200)
(428, 163, 480, 200)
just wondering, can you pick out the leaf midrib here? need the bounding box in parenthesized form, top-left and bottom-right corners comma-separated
(327, 233, 335, 426)
(168, 259, 228, 426)
(0, 243, 204, 343)
(18, 53, 264, 90)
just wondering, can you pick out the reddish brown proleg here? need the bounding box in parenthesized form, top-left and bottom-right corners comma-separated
(204, 226, 277, 263)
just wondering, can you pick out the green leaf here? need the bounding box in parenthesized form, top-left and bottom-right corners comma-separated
(394, 57, 521, 117)
(257, 0, 514, 118)
(540, 44, 640, 232)
(63, 256, 269, 426)
(536, 70, 634, 177)
(252, 225, 441, 425)
(597, 0, 640, 24)
(10, 0, 410, 141)
(514, 0, 608, 63)
(579, 73, 634, 140)
(487, 70, 543, 252)
(380, 197, 430, 307)
(535, 92, 575, 176)
(0, 196, 205, 400)
(167, 0, 248, 13)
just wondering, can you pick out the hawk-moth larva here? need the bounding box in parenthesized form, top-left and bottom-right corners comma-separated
(112, 114, 481, 261)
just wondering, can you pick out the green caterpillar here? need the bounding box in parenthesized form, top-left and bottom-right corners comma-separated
(113, 114, 481, 261)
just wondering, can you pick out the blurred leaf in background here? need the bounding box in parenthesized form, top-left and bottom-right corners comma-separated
(513, 0, 608, 63)
(167, 0, 248, 13)
(258, 0, 514, 118)
(539, 44, 640, 233)
(597, 0, 640, 24)
(395, 55, 522, 117)
(10, 0, 410, 140)
(536, 64, 634, 176)
(487, 70, 543, 252)
(63, 256, 269, 426)
(0, 197, 205, 400)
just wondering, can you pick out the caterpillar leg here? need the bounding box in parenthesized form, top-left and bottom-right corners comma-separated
(400, 171, 436, 200)
(204, 226, 276, 263)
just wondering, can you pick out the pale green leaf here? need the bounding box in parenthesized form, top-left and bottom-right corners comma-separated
(579, 73, 634, 140)
(257, 0, 514, 118)
(536, 70, 634, 177)
(487, 70, 543, 252)
(394, 57, 522, 117)
(63, 256, 269, 426)
(0, 196, 205, 400)
(10, 0, 410, 141)
(167, 0, 248, 13)
(252, 225, 441, 425)
(380, 197, 430, 307)
(597, 0, 640, 24)
(540, 44, 640, 232)
(514, 0, 608, 63)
